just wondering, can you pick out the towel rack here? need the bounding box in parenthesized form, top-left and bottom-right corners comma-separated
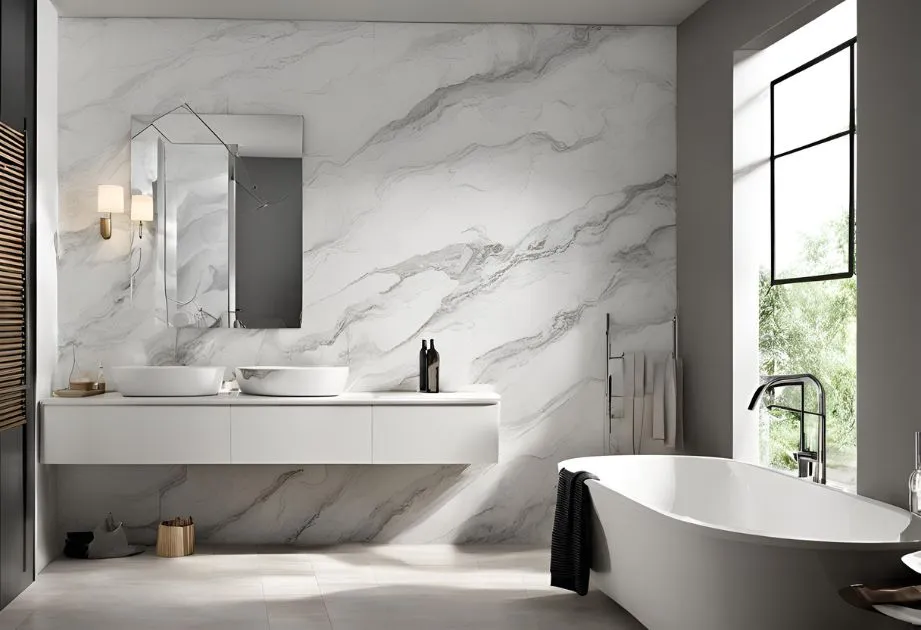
(606, 314, 677, 362)
(605, 313, 678, 452)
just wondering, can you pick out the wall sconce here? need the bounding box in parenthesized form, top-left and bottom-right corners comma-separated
(97, 184, 125, 240)
(130, 194, 154, 239)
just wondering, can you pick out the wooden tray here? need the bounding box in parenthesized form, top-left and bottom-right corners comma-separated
(53, 388, 105, 398)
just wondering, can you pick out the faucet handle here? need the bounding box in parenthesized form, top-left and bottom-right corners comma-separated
(794, 450, 818, 462)
(793, 450, 818, 479)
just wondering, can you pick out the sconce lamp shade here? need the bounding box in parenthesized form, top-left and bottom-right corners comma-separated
(97, 185, 125, 214)
(131, 194, 154, 222)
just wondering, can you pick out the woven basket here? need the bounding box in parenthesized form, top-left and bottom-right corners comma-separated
(156, 520, 195, 558)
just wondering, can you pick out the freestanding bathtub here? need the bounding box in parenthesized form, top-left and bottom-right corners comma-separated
(559, 455, 921, 630)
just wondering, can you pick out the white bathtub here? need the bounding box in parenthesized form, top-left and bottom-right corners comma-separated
(560, 455, 921, 630)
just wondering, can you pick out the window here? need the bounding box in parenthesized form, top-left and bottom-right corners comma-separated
(770, 38, 856, 285)
(760, 37, 858, 489)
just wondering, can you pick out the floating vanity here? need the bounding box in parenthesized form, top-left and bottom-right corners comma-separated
(40, 392, 500, 465)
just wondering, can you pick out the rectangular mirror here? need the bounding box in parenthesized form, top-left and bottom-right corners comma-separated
(131, 111, 304, 328)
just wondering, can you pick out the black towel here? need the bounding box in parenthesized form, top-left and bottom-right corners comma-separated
(63, 531, 94, 559)
(550, 468, 599, 596)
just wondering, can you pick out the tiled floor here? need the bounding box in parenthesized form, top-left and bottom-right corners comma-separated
(0, 545, 645, 630)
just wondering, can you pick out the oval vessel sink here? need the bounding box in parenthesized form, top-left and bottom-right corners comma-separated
(235, 366, 349, 397)
(110, 366, 225, 397)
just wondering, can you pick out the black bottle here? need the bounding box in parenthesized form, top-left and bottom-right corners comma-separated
(419, 340, 428, 392)
(426, 339, 440, 393)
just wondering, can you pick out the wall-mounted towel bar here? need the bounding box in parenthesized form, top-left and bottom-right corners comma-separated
(606, 314, 677, 406)
(605, 313, 680, 455)
(606, 313, 677, 361)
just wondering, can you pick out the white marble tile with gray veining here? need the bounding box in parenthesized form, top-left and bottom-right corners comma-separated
(56, 20, 676, 544)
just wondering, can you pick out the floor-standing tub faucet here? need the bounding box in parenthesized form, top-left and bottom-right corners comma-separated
(748, 374, 827, 484)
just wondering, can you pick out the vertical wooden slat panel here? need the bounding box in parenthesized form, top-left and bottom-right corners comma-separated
(0, 122, 26, 433)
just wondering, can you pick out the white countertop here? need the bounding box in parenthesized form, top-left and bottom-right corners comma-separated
(41, 391, 501, 406)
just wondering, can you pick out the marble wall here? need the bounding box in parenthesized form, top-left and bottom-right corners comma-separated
(57, 20, 676, 544)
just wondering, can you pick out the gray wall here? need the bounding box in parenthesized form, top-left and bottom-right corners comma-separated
(855, 0, 921, 506)
(677, 0, 842, 457)
(681, 0, 921, 507)
(35, 0, 59, 573)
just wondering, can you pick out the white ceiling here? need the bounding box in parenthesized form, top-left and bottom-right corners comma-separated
(51, 0, 709, 26)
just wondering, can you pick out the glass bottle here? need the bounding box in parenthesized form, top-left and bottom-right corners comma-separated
(910, 432, 921, 515)
(95, 362, 106, 392)
(419, 340, 428, 393)
(426, 339, 440, 394)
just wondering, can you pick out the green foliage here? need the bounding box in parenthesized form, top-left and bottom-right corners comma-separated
(758, 217, 856, 479)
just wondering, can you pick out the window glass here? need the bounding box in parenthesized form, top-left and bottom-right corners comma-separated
(774, 47, 851, 155)
(773, 135, 851, 281)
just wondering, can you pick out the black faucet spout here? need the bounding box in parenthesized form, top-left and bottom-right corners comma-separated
(748, 373, 827, 484)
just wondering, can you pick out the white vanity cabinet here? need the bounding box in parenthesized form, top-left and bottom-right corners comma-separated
(372, 405, 499, 464)
(230, 406, 373, 464)
(40, 392, 500, 465)
(42, 405, 230, 464)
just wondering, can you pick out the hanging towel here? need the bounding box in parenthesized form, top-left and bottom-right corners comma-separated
(664, 358, 678, 447)
(550, 468, 599, 596)
(633, 353, 645, 453)
(623, 353, 635, 453)
(675, 358, 684, 450)
(653, 361, 666, 440)
(643, 386, 654, 445)
(643, 353, 654, 446)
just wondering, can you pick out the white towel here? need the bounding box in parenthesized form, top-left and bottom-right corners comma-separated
(873, 605, 921, 625)
(623, 353, 635, 401)
(623, 353, 635, 452)
(671, 358, 684, 450)
(618, 351, 683, 453)
(653, 361, 666, 440)
(665, 358, 678, 447)
(643, 355, 654, 446)
(633, 353, 645, 453)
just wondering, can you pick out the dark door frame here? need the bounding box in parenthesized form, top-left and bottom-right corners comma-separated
(0, 0, 38, 605)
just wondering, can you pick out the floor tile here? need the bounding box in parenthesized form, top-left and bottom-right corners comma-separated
(0, 545, 644, 630)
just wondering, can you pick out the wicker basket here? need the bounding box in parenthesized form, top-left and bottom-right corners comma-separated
(156, 517, 195, 557)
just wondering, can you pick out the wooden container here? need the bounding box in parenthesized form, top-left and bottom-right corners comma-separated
(156, 517, 195, 557)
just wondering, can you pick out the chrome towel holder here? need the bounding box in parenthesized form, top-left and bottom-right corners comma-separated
(605, 313, 678, 452)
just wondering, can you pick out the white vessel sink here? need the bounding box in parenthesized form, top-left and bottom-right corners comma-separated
(235, 366, 349, 397)
(110, 366, 225, 397)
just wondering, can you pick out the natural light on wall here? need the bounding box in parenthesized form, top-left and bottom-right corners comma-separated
(733, 0, 857, 488)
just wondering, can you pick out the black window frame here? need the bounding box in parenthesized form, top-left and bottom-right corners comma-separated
(770, 37, 857, 286)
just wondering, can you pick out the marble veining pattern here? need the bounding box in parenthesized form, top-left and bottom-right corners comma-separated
(57, 20, 676, 544)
